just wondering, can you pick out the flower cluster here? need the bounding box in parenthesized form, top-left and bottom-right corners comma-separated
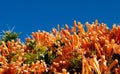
(0, 20, 120, 74)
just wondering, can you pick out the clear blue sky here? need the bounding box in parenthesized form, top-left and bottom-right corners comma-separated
(0, 0, 120, 41)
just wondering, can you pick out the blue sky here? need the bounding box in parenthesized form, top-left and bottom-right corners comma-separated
(0, 0, 120, 41)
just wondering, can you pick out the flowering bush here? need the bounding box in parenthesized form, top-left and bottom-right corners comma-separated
(0, 20, 120, 74)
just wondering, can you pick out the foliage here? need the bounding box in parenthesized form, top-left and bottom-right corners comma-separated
(1, 30, 20, 42)
(67, 51, 82, 73)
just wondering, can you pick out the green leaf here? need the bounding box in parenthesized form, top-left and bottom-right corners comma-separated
(24, 53, 38, 64)
(68, 52, 82, 73)
(28, 40, 36, 49)
(1, 30, 21, 42)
